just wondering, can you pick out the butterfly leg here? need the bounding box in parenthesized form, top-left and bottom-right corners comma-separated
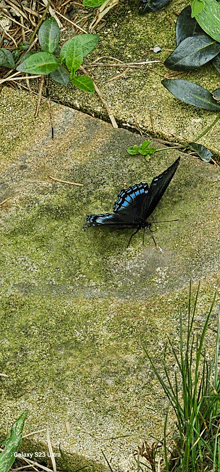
(126, 228, 141, 248)
(145, 225, 162, 252)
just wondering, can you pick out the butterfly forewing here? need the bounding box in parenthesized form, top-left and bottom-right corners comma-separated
(140, 157, 180, 221)
(113, 183, 149, 223)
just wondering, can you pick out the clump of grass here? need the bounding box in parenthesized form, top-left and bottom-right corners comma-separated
(139, 284, 220, 472)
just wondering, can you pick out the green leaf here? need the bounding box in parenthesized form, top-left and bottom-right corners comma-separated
(83, 0, 106, 6)
(140, 140, 151, 151)
(194, 0, 220, 42)
(0, 48, 15, 68)
(50, 66, 70, 86)
(20, 51, 35, 63)
(190, 142, 213, 161)
(140, 141, 156, 155)
(12, 49, 20, 62)
(191, 0, 205, 17)
(75, 34, 99, 57)
(164, 34, 220, 71)
(16, 52, 59, 74)
(127, 141, 156, 156)
(18, 42, 29, 51)
(162, 79, 220, 111)
(60, 37, 83, 73)
(127, 145, 141, 155)
(71, 74, 95, 92)
(38, 17, 60, 53)
(0, 410, 28, 472)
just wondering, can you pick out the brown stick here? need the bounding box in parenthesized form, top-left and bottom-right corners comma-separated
(80, 65, 118, 128)
(48, 176, 83, 187)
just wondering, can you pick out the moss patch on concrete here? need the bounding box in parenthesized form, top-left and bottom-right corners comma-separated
(1, 92, 220, 469)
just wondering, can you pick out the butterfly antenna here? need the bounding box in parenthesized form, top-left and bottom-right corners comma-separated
(152, 219, 179, 224)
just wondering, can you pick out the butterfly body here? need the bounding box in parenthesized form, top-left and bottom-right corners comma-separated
(86, 157, 180, 245)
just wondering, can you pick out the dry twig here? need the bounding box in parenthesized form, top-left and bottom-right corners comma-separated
(48, 176, 83, 186)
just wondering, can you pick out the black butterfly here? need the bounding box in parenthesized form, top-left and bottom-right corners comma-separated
(86, 157, 180, 247)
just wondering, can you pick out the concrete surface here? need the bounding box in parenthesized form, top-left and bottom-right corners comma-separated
(0, 86, 220, 471)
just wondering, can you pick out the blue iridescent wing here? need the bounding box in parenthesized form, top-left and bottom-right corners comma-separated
(113, 182, 149, 223)
(140, 156, 180, 221)
(86, 183, 149, 227)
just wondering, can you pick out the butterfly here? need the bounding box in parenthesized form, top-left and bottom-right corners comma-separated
(86, 157, 180, 247)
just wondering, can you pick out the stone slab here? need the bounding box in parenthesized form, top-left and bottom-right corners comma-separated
(0, 88, 220, 471)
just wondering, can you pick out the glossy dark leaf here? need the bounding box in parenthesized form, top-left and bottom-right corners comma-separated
(139, 0, 170, 14)
(213, 54, 220, 73)
(212, 88, 220, 101)
(164, 34, 220, 71)
(190, 142, 213, 161)
(162, 79, 220, 111)
(176, 6, 203, 46)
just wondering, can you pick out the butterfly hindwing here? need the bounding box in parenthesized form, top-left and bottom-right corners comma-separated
(86, 212, 136, 227)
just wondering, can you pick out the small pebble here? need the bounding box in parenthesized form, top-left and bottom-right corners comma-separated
(153, 46, 161, 53)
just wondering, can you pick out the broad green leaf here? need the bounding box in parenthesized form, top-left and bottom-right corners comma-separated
(190, 142, 213, 161)
(17, 52, 59, 74)
(0, 48, 15, 68)
(83, 0, 105, 6)
(60, 34, 98, 66)
(75, 34, 99, 57)
(0, 410, 28, 472)
(191, 0, 205, 17)
(176, 6, 203, 45)
(162, 79, 220, 111)
(71, 74, 95, 92)
(60, 37, 83, 73)
(50, 66, 70, 86)
(127, 145, 141, 155)
(38, 17, 60, 53)
(20, 51, 35, 63)
(164, 34, 220, 71)
(195, 0, 220, 42)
